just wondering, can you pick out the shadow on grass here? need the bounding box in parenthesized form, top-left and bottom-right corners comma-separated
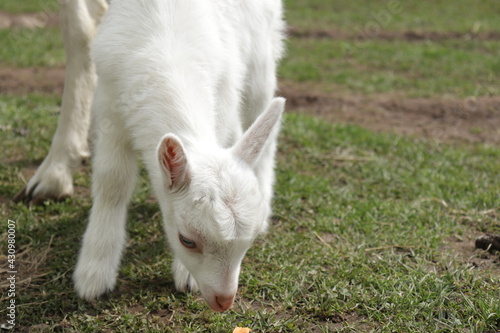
(1, 185, 185, 330)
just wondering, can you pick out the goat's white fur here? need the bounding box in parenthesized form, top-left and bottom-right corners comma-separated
(31, 0, 287, 312)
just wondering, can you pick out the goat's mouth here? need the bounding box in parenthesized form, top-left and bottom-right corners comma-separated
(198, 284, 237, 312)
(205, 294, 235, 312)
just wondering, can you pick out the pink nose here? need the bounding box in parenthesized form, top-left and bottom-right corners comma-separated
(214, 294, 235, 312)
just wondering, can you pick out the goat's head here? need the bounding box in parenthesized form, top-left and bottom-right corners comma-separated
(156, 98, 285, 311)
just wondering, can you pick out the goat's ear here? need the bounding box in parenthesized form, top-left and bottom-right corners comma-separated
(232, 97, 285, 167)
(157, 134, 190, 191)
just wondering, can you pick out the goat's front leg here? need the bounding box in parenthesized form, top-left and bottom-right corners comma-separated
(73, 118, 138, 300)
(14, 0, 108, 204)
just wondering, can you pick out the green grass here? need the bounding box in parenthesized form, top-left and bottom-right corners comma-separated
(281, 0, 500, 97)
(0, 96, 61, 162)
(284, 0, 500, 33)
(0, 28, 64, 67)
(1, 98, 499, 332)
(1, 0, 500, 332)
(0, 0, 56, 13)
(280, 38, 500, 97)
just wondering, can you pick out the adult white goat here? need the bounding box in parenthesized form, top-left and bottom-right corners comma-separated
(15, 0, 285, 312)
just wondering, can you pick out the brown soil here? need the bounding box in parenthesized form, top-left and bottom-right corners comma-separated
(288, 26, 500, 42)
(444, 235, 500, 276)
(280, 80, 500, 144)
(0, 10, 59, 29)
(0, 66, 65, 95)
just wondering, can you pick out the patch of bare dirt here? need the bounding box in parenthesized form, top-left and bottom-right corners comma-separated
(444, 235, 500, 276)
(280, 80, 500, 144)
(288, 26, 500, 42)
(0, 66, 65, 95)
(0, 10, 59, 30)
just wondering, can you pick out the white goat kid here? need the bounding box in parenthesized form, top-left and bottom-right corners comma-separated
(71, 0, 285, 312)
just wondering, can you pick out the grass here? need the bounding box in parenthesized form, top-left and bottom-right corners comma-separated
(284, 0, 500, 33)
(281, 37, 500, 97)
(0, 28, 64, 67)
(1, 104, 499, 332)
(0, 0, 56, 14)
(1, 0, 500, 332)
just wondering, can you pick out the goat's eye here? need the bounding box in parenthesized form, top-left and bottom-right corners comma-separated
(179, 234, 197, 249)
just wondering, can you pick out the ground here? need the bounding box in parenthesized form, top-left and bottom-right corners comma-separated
(1, 5, 499, 333)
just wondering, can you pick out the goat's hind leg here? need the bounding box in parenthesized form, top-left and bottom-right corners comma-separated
(14, 0, 108, 204)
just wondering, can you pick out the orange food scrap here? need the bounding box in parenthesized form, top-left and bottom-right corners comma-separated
(232, 328, 252, 333)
